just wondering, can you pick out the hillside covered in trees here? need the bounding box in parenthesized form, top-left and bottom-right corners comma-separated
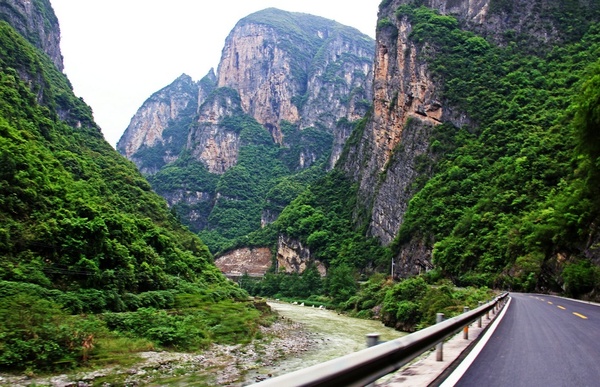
(0, 0, 265, 373)
(241, 0, 600, 308)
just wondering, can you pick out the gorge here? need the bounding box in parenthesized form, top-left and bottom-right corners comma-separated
(1, 0, 600, 381)
(120, 0, 600, 299)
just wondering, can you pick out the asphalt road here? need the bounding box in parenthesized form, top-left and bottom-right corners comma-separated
(454, 293, 600, 387)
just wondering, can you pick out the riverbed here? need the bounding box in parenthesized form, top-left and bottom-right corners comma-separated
(243, 301, 406, 383)
(0, 301, 405, 386)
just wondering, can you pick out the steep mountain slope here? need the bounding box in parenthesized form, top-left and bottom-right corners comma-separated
(0, 1, 247, 315)
(0, 0, 63, 71)
(117, 8, 375, 253)
(117, 72, 216, 175)
(350, 0, 600, 289)
(272, 0, 600, 296)
(217, 8, 374, 142)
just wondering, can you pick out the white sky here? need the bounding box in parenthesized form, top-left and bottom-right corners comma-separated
(50, 0, 381, 148)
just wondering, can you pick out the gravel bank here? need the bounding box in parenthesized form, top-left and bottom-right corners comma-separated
(0, 317, 319, 387)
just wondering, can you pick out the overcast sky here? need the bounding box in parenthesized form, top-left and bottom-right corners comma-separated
(50, 0, 381, 147)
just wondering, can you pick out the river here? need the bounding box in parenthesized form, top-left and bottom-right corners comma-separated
(243, 301, 406, 383)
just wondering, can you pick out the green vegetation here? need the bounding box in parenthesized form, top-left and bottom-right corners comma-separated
(256, 3, 600, 305)
(275, 170, 391, 269)
(149, 114, 334, 255)
(0, 17, 266, 373)
(386, 5, 600, 293)
(342, 275, 494, 331)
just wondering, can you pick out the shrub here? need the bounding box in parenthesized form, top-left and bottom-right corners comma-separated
(562, 260, 599, 298)
(0, 294, 105, 371)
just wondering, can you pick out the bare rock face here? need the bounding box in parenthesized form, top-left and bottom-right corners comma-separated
(117, 72, 216, 174)
(299, 33, 374, 135)
(214, 247, 273, 277)
(276, 235, 326, 276)
(342, 10, 445, 250)
(0, 0, 64, 71)
(217, 23, 301, 142)
(339, 0, 481, 274)
(217, 8, 375, 161)
(187, 88, 244, 174)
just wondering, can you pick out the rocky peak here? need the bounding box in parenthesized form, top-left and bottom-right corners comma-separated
(116, 71, 216, 174)
(118, 8, 374, 175)
(217, 8, 374, 144)
(342, 3, 446, 243)
(0, 0, 63, 71)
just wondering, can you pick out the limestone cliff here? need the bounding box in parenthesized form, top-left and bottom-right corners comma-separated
(115, 8, 375, 247)
(341, 5, 445, 251)
(340, 0, 600, 278)
(0, 0, 63, 71)
(117, 71, 216, 174)
(218, 8, 374, 154)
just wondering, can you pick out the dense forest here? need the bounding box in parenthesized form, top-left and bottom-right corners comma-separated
(0, 14, 266, 373)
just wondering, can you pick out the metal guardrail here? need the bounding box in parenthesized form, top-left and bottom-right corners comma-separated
(253, 292, 509, 386)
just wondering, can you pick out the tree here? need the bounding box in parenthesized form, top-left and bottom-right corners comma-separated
(326, 264, 357, 303)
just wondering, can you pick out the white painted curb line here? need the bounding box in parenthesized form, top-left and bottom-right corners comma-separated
(439, 296, 512, 386)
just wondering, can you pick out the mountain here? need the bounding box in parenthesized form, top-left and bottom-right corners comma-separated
(117, 72, 215, 175)
(117, 8, 375, 252)
(0, 0, 63, 71)
(116, 1, 600, 299)
(263, 0, 600, 297)
(0, 1, 263, 371)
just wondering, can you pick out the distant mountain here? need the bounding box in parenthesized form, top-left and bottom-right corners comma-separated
(117, 8, 375, 252)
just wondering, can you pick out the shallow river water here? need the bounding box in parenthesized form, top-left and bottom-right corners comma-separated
(244, 301, 406, 383)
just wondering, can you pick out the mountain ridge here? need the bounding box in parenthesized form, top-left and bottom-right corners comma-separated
(117, 8, 375, 251)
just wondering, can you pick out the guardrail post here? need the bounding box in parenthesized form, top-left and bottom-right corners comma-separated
(366, 333, 380, 348)
(463, 307, 469, 339)
(478, 302, 483, 328)
(436, 313, 444, 361)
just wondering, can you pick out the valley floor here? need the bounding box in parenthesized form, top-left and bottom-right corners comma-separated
(0, 317, 318, 386)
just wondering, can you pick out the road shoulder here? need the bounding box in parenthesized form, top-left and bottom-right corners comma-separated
(375, 299, 510, 386)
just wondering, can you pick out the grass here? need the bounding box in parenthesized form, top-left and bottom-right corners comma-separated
(88, 336, 155, 367)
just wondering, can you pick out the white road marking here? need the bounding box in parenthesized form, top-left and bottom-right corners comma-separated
(440, 297, 512, 387)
